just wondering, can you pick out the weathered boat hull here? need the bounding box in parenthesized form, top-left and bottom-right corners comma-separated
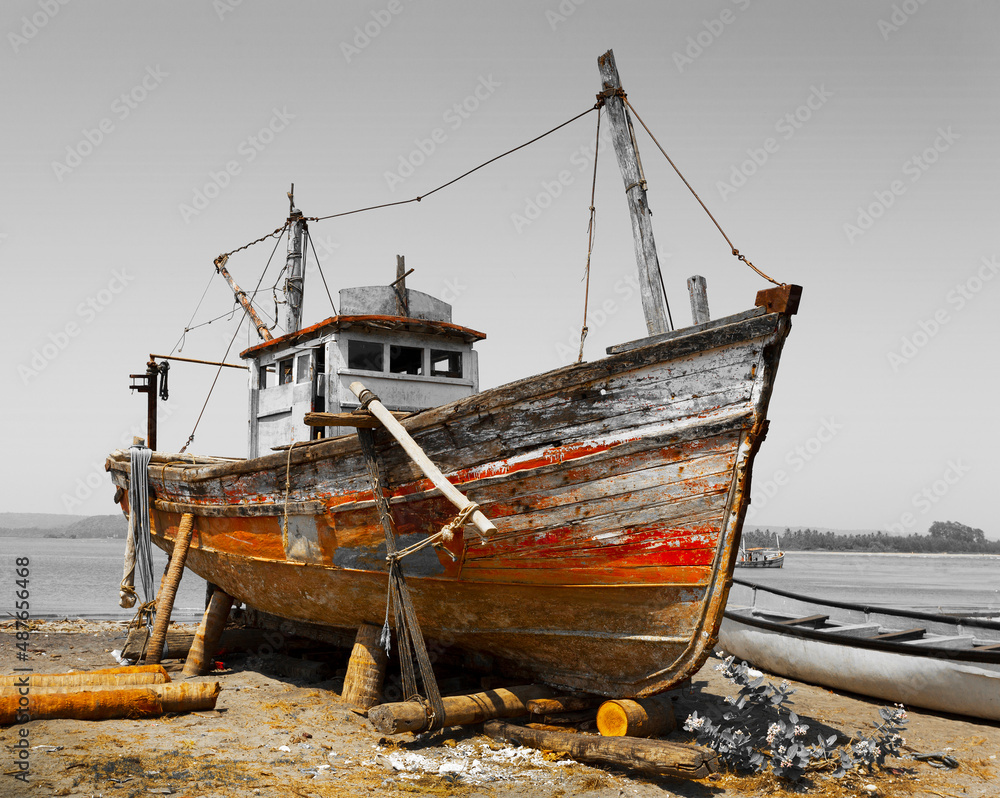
(107, 306, 793, 697)
(720, 580, 1000, 720)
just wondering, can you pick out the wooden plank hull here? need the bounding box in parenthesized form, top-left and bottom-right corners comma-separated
(106, 308, 793, 697)
(721, 580, 1000, 720)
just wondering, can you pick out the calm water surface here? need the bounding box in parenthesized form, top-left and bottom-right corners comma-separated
(2, 541, 998, 621)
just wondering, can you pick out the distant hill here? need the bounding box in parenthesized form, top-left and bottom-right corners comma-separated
(0, 513, 126, 539)
(0, 512, 88, 530)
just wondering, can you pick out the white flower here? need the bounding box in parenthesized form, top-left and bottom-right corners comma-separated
(765, 723, 782, 745)
(794, 725, 807, 737)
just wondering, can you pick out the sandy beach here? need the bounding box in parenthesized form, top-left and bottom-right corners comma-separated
(2, 619, 997, 798)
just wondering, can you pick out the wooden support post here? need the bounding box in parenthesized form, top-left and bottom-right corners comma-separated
(687, 275, 710, 325)
(527, 694, 602, 715)
(182, 588, 233, 678)
(484, 720, 717, 779)
(146, 514, 195, 665)
(598, 49, 670, 336)
(342, 623, 389, 711)
(596, 695, 676, 738)
(368, 684, 558, 735)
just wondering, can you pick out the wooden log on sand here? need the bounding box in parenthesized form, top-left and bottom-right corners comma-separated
(527, 694, 603, 715)
(341, 623, 388, 711)
(0, 665, 169, 688)
(0, 682, 220, 725)
(596, 695, 676, 738)
(484, 720, 717, 779)
(368, 685, 558, 735)
(182, 589, 233, 678)
(147, 513, 196, 664)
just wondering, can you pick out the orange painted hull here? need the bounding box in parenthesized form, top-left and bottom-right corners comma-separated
(107, 307, 793, 697)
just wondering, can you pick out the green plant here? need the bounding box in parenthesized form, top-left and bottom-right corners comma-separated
(684, 655, 907, 781)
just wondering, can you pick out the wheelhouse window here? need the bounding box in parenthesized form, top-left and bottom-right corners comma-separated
(348, 340, 383, 372)
(296, 352, 311, 383)
(279, 358, 294, 385)
(431, 349, 462, 378)
(258, 363, 275, 389)
(390, 345, 424, 375)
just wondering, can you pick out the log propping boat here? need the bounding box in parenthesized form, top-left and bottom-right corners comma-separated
(105, 51, 801, 699)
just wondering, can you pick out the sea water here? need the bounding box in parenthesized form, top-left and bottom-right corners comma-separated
(1, 537, 207, 622)
(2, 540, 998, 621)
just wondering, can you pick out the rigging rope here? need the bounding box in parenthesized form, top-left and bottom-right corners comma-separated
(620, 95, 784, 287)
(179, 226, 287, 453)
(123, 444, 155, 637)
(577, 108, 602, 364)
(306, 229, 338, 316)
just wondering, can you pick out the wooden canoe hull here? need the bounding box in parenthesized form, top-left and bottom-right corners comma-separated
(720, 580, 1000, 720)
(107, 307, 794, 697)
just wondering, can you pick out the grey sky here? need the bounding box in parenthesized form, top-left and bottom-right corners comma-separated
(3, 1, 998, 537)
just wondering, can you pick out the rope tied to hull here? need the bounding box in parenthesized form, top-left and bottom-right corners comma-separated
(123, 445, 155, 612)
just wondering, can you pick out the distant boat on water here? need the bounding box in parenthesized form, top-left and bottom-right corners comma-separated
(735, 533, 784, 568)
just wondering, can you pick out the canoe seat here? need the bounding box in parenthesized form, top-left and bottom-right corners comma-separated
(905, 634, 976, 649)
(776, 614, 829, 628)
(824, 623, 881, 638)
(872, 628, 925, 642)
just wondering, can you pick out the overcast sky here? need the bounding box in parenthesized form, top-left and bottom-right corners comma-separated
(3, 1, 998, 537)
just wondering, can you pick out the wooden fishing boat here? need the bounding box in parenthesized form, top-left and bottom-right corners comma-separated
(105, 51, 801, 699)
(720, 578, 1000, 720)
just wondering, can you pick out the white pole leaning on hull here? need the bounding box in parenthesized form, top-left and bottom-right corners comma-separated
(348, 381, 497, 539)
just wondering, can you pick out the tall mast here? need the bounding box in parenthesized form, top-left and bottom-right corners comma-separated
(283, 183, 307, 333)
(597, 49, 670, 335)
(214, 254, 273, 341)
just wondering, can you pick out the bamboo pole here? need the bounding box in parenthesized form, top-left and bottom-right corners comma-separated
(147, 514, 195, 664)
(348, 382, 496, 537)
(0, 666, 169, 689)
(341, 623, 389, 711)
(0, 682, 220, 726)
(182, 589, 233, 677)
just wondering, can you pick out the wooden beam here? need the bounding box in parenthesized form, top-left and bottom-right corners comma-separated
(303, 410, 410, 428)
(755, 283, 802, 315)
(484, 720, 717, 779)
(687, 275, 710, 325)
(146, 513, 195, 664)
(598, 49, 669, 336)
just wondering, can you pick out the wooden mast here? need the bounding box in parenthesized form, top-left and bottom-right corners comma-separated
(597, 49, 670, 336)
(283, 183, 307, 333)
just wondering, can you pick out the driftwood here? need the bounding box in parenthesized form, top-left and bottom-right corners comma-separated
(596, 695, 676, 738)
(484, 720, 717, 779)
(123, 627, 291, 661)
(527, 694, 603, 715)
(368, 684, 558, 735)
(0, 682, 220, 725)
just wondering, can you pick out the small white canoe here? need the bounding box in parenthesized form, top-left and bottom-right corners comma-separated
(720, 578, 1000, 721)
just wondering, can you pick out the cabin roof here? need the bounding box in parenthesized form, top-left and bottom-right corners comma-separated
(239, 314, 487, 360)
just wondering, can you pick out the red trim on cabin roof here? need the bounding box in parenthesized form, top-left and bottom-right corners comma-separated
(239, 314, 487, 359)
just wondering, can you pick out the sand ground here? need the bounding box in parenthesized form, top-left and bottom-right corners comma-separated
(1, 619, 997, 798)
